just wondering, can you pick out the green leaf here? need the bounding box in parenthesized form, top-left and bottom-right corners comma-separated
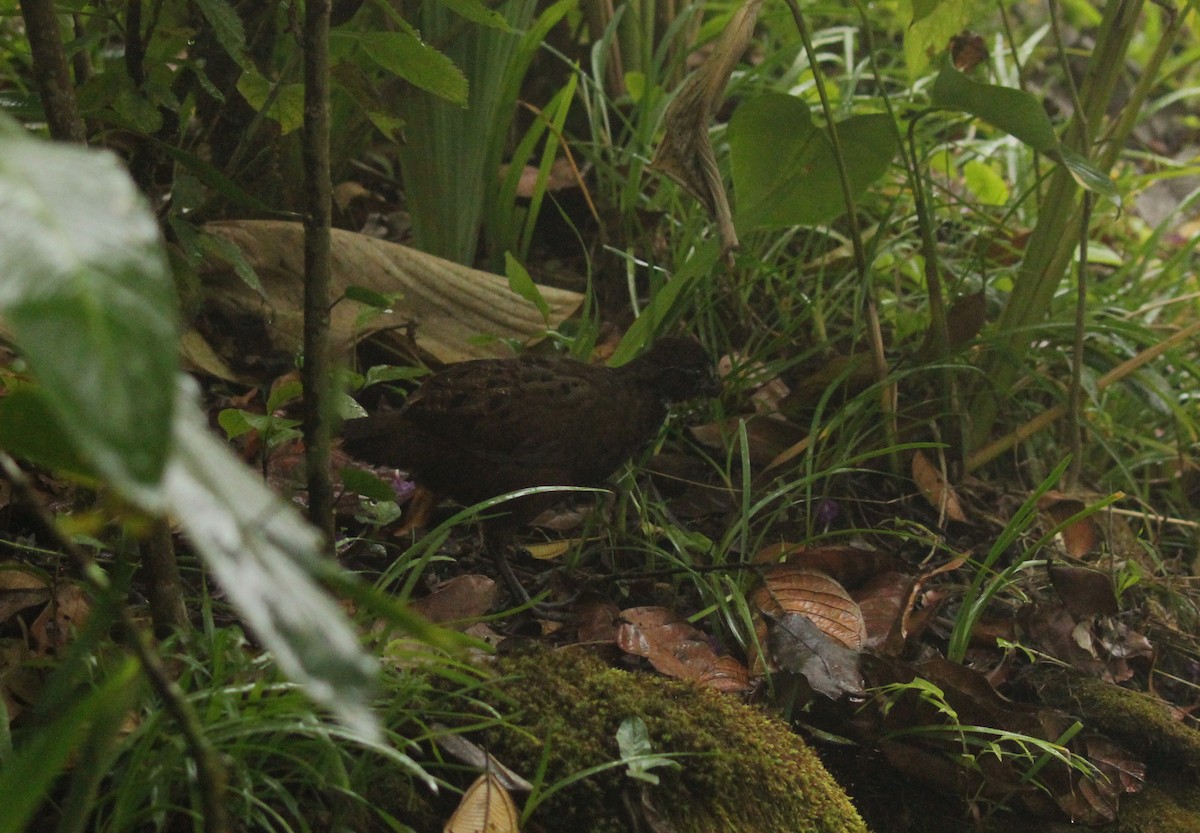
(505, 253, 550, 321)
(931, 59, 1057, 152)
(437, 0, 512, 31)
(194, 0, 252, 70)
(267, 379, 304, 412)
(0, 123, 178, 506)
(197, 228, 264, 293)
(903, 0, 968, 78)
(236, 71, 305, 134)
(363, 364, 427, 388)
(729, 93, 898, 230)
(1053, 147, 1120, 200)
(339, 392, 368, 420)
(344, 285, 396, 310)
(166, 381, 382, 740)
(931, 59, 1118, 200)
(349, 31, 468, 106)
(0, 387, 95, 480)
(962, 160, 1009, 206)
(616, 717, 681, 785)
(341, 467, 399, 502)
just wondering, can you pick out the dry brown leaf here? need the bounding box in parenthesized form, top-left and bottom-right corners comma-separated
(751, 566, 867, 651)
(1047, 563, 1118, 619)
(411, 575, 498, 625)
(853, 571, 915, 653)
(444, 774, 520, 833)
(688, 416, 807, 467)
(192, 220, 584, 381)
(649, 0, 761, 255)
(752, 543, 898, 589)
(576, 600, 622, 644)
(617, 606, 721, 681)
(433, 729, 532, 793)
(0, 563, 50, 623)
(1038, 493, 1099, 557)
(767, 612, 864, 699)
(31, 583, 90, 657)
(696, 655, 752, 694)
(912, 451, 967, 523)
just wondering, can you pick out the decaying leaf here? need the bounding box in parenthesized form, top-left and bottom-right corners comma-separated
(31, 583, 90, 657)
(766, 612, 864, 699)
(617, 606, 748, 689)
(190, 220, 584, 381)
(1038, 492, 1099, 557)
(444, 773, 520, 833)
(751, 565, 867, 651)
(0, 563, 50, 622)
(650, 0, 762, 255)
(912, 451, 968, 523)
(411, 575, 498, 626)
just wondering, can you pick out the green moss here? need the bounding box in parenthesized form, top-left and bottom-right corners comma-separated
(1027, 667, 1200, 770)
(1079, 682, 1200, 769)
(480, 649, 869, 833)
(1111, 780, 1200, 833)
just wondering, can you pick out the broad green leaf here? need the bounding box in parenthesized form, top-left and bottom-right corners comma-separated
(267, 378, 304, 412)
(931, 60, 1057, 152)
(0, 122, 178, 505)
(344, 285, 396, 310)
(339, 392, 368, 420)
(351, 31, 468, 106)
(0, 659, 140, 833)
(197, 228, 263, 293)
(166, 381, 382, 740)
(194, 0, 252, 70)
(341, 466, 399, 502)
(931, 60, 1117, 199)
(962, 160, 1009, 205)
(0, 387, 94, 480)
(236, 71, 305, 134)
(363, 364, 427, 388)
(729, 93, 897, 230)
(903, 0, 968, 78)
(437, 0, 512, 30)
(505, 253, 549, 321)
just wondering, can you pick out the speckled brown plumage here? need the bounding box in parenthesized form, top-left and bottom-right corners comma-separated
(343, 337, 719, 527)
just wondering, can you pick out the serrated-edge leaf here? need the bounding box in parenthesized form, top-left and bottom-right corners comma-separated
(194, 0, 252, 70)
(352, 31, 468, 106)
(438, 0, 512, 30)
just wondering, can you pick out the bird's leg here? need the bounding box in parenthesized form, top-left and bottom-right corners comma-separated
(485, 533, 532, 606)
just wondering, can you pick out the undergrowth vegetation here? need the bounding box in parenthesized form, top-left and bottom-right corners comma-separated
(1, 0, 1199, 831)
